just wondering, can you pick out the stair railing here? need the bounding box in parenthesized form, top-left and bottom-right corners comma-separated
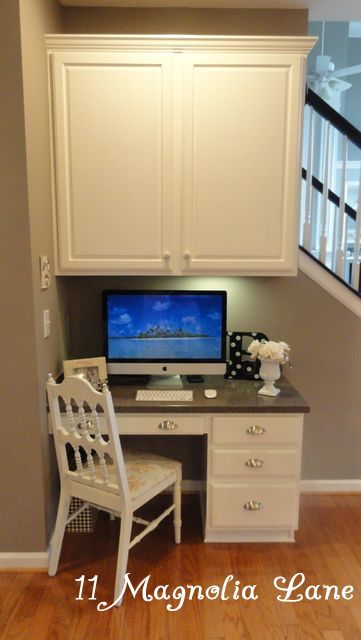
(301, 88, 361, 294)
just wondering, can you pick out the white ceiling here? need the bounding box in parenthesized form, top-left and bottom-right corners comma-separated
(58, 0, 361, 21)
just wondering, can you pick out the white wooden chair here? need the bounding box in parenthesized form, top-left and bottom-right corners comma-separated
(47, 374, 182, 606)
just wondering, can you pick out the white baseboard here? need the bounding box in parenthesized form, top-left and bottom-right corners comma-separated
(0, 552, 49, 570)
(182, 480, 204, 493)
(163, 480, 204, 495)
(301, 479, 361, 492)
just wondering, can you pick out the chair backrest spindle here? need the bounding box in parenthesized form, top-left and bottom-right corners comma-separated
(47, 375, 131, 508)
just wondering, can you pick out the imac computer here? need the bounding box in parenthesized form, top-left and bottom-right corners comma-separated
(103, 290, 227, 388)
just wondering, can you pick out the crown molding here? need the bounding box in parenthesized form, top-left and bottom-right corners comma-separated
(45, 34, 316, 54)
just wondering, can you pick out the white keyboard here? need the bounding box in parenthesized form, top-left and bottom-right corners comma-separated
(136, 389, 193, 402)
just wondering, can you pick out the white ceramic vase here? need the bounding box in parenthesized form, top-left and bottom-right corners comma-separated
(258, 358, 281, 397)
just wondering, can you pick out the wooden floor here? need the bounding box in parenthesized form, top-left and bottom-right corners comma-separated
(2, 494, 361, 640)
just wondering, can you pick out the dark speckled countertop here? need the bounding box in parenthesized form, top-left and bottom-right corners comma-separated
(109, 375, 309, 414)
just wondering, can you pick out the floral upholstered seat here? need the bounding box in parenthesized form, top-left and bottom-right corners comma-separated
(123, 452, 182, 501)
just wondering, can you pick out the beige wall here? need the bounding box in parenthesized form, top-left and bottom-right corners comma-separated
(0, 0, 64, 553)
(266, 272, 361, 480)
(19, 0, 65, 539)
(0, 0, 47, 551)
(63, 7, 308, 35)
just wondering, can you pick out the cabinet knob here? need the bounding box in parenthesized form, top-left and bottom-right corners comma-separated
(243, 500, 263, 511)
(245, 458, 264, 468)
(246, 425, 266, 435)
(163, 252, 171, 261)
(158, 420, 178, 431)
(183, 251, 191, 260)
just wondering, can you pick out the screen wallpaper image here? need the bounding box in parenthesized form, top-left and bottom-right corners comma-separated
(106, 293, 224, 360)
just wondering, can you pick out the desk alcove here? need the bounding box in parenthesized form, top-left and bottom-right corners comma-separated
(48, 376, 309, 543)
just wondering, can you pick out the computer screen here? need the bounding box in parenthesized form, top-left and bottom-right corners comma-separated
(103, 290, 227, 378)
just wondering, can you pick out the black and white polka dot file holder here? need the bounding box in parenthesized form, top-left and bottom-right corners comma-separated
(225, 331, 269, 380)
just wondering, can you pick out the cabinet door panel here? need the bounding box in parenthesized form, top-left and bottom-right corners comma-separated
(52, 51, 173, 273)
(181, 53, 303, 274)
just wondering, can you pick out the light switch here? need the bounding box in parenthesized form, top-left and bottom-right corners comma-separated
(40, 255, 50, 289)
(43, 309, 50, 338)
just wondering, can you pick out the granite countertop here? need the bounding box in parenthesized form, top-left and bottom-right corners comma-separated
(109, 375, 310, 414)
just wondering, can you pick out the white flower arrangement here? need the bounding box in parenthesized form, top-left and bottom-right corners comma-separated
(248, 339, 291, 365)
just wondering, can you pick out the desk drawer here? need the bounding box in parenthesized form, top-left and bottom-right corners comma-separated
(117, 414, 205, 435)
(209, 482, 298, 528)
(211, 448, 299, 478)
(212, 415, 302, 446)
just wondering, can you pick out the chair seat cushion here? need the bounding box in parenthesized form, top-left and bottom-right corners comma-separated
(123, 451, 181, 501)
(67, 451, 181, 502)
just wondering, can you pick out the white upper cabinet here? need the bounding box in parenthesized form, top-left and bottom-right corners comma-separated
(181, 51, 304, 274)
(49, 48, 174, 273)
(46, 36, 315, 275)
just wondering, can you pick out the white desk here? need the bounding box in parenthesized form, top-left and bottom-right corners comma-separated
(109, 377, 309, 543)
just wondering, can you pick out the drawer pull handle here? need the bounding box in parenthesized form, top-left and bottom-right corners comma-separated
(158, 420, 178, 431)
(246, 425, 266, 435)
(245, 458, 264, 468)
(244, 500, 263, 511)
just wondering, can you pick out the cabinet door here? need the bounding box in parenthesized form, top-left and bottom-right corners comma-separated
(181, 52, 304, 275)
(51, 51, 174, 274)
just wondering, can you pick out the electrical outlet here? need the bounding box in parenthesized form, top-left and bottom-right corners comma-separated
(40, 255, 50, 289)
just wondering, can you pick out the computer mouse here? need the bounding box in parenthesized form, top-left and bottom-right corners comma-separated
(204, 389, 217, 399)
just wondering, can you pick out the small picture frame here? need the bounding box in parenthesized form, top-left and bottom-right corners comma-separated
(63, 357, 107, 387)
